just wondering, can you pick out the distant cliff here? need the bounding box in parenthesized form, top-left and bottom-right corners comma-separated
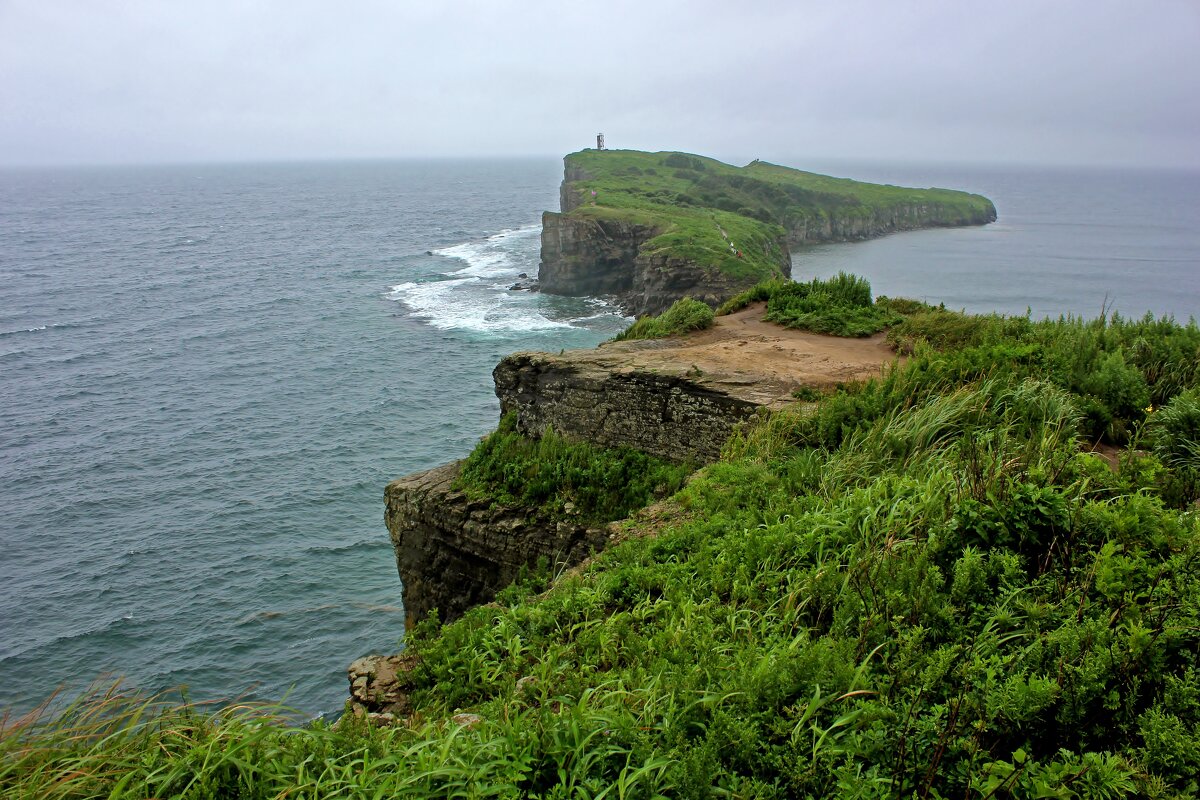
(538, 150, 996, 316)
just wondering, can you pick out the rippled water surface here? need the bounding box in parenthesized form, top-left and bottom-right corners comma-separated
(0, 160, 627, 717)
(1, 158, 1196, 717)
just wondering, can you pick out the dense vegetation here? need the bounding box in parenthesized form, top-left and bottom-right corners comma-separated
(559, 149, 995, 284)
(762, 273, 904, 337)
(617, 275, 900, 341)
(613, 297, 716, 342)
(4, 285, 1199, 799)
(455, 413, 693, 524)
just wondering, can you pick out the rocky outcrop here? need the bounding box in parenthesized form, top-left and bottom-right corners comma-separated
(537, 151, 996, 317)
(385, 461, 610, 627)
(540, 212, 790, 316)
(382, 306, 899, 637)
(493, 351, 761, 465)
(538, 213, 657, 299)
(346, 653, 416, 724)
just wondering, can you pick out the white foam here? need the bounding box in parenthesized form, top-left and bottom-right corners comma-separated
(389, 225, 574, 333)
(389, 276, 571, 333)
(432, 224, 541, 279)
(0, 325, 48, 338)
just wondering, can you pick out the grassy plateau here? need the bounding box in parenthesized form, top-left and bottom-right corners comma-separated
(4, 277, 1199, 799)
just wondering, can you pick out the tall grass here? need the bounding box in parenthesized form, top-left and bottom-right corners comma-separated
(456, 413, 692, 522)
(717, 273, 912, 336)
(612, 297, 715, 342)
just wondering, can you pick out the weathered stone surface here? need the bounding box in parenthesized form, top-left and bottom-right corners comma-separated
(346, 653, 417, 722)
(492, 304, 903, 465)
(493, 352, 759, 465)
(385, 461, 608, 627)
(538, 212, 656, 300)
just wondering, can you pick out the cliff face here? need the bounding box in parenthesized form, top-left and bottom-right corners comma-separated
(537, 213, 656, 299)
(384, 307, 900, 629)
(540, 212, 790, 316)
(385, 461, 608, 627)
(493, 352, 760, 465)
(384, 355, 755, 627)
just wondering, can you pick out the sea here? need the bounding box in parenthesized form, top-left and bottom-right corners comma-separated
(1, 158, 1197, 719)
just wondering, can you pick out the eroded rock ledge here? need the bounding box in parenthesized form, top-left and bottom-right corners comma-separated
(493, 349, 760, 465)
(385, 461, 610, 628)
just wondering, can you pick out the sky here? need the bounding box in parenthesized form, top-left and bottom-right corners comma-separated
(1, 0, 1197, 168)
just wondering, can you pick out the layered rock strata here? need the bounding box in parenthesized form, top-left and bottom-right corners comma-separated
(784, 202, 996, 243)
(493, 350, 760, 465)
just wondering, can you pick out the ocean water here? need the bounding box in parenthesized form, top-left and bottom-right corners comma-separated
(0, 160, 627, 718)
(0, 158, 1196, 719)
(791, 161, 1200, 321)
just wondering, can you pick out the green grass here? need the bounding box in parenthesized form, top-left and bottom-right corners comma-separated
(763, 273, 903, 337)
(455, 413, 693, 523)
(613, 297, 715, 342)
(557, 149, 996, 287)
(718, 273, 916, 337)
(5, 286, 1200, 799)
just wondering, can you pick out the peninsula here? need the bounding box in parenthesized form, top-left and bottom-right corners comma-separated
(539, 149, 997, 315)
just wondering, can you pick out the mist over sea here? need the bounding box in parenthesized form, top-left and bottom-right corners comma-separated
(1, 158, 1197, 718)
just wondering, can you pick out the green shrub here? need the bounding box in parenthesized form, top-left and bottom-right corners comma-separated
(714, 277, 792, 315)
(613, 297, 715, 341)
(765, 273, 903, 337)
(455, 413, 692, 522)
(1149, 387, 1200, 506)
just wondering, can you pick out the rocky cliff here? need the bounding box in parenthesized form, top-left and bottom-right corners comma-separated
(382, 306, 900, 633)
(492, 350, 760, 465)
(539, 212, 784, 315)
(784, 201, 996, 244)
(383, 351, 762, 630)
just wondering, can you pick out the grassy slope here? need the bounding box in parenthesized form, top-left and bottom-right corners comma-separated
(5, 294, 1200, 799)
(560, 149, 996, 284)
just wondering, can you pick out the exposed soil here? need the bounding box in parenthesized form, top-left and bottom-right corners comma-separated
(587, 302, 901, 408)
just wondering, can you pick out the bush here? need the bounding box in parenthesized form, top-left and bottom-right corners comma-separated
(1149, 387, 1200, 506)
(613, 297, 715, 341)
(715, 277, 793, 315)
(455, 413, 693, 522)
(766, 273, 902, 336)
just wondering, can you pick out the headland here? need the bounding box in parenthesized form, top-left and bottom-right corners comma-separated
(538, 149, 997, 315)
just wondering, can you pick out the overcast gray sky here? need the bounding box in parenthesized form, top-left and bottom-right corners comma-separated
(1, 0, 1197, 168)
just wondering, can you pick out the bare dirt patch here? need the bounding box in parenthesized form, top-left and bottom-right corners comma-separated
(588, 302, 901, 408)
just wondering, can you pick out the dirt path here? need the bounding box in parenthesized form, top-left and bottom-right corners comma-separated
(590, 303, 901, 408)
